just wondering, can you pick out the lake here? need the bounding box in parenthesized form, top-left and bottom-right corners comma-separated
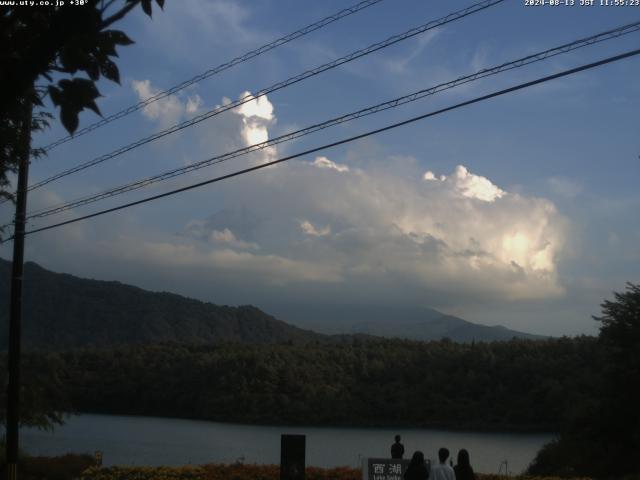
(21, 414, 553, 474)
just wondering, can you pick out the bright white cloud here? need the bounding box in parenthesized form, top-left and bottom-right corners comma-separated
(202, 157, 567, 302)
(232, 91, 276, 160)
(236, 91, 274, 120)
(452, 164, 506, 202)
(313, 156, 349, 173)
(423, 170, 436, 181)
(242, 120, 269, 147)
(77, 83, 567, 302)
(424, 165, 505, 202)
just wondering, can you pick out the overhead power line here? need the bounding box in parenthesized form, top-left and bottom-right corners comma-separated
(39, 0, 386, 152)
(4, 47, 637, 242)
(21, 20, 640, 221)
(26, 0, 505, 193)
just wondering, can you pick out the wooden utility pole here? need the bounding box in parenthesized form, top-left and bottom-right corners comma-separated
(6, 100, 33, 480)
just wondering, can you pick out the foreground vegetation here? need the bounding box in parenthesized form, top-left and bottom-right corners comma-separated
(1, 284, 637, 478)
(2, 336, 598, 431)
(527, 284, 640, 478)
(0, 452, 95, 480)
(0, 455, 599, 480)
(78, 464, 597, 480)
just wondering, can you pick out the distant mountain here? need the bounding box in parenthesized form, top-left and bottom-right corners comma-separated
(0, 259, 321, 350)
(0, 258, 543, 349)
(268, 304, 545, 342)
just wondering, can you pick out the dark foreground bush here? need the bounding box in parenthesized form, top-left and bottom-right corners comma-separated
(79, 464, 361, 480)
(527, 439, 580, 478)
(0, 453, 95, 480)
(78, 464, 595, 480)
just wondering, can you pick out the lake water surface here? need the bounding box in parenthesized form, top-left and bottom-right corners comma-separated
(22, 414, 552, 474)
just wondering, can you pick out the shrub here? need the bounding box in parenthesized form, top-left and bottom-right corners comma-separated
(0, 453, 95, 480)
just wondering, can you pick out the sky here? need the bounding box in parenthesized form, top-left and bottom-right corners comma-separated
(2, 0, 639, 336)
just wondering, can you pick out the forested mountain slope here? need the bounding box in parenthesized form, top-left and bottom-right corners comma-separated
(0, 259, 320, 349)
(0, 259, 543, 349)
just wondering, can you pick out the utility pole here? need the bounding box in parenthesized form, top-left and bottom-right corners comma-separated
(6, 100, 33, 480)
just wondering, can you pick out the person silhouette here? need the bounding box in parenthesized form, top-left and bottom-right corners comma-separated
(391, 434, 405, 459)
(454, 449, 476, 480)
(429, 448, 455, 480)
(404, 451, 429, 480)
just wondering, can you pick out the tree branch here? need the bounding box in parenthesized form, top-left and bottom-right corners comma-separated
(101, 1, 138, 29)
(100, 0, 119, 14)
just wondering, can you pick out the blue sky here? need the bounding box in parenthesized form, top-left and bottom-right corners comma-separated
(2, 0, 639, 335)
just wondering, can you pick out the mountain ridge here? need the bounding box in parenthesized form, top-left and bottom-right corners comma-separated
(0, 258, 544, 348)
(0, 258, 321, 349)
(269, 303, 545, 342)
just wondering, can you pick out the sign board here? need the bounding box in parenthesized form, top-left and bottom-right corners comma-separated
(280, 434, 305, 480)
(363, 458, 411, 480)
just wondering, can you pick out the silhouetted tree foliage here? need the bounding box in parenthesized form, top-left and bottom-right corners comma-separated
(7, 337, 600, 432)
(0, 0, 165, 204)
(528, 283, 640, 477)
(0, 351, 69, 430)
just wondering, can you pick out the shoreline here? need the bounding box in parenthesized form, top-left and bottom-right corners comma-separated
(63, 410, 557, 435)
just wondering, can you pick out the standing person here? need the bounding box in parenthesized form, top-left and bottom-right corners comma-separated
(429, 448, 455, 480)
(391, 434, 405, 459)
(454, 449, 476, 480)
(404, 451, 429, 480)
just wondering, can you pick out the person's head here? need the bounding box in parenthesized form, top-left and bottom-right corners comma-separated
(409, 451, 425, 468)
(457, 449, 470, 467)
(395, 435, 401, 443)
(438, 448, 449, 464)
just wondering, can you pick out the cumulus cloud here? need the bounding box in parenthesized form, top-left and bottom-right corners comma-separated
(300, 220, 331, 237)
(312, 156, 349, 173)
(185, 156, 568, 303)
(185, 220, 259, 250)
(232, 91, 276, 160)
(19, 89, 568, 312)
(423, 165, 506, 202)
(236, 92, 274, 120)
(131, 79, 203, 127)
